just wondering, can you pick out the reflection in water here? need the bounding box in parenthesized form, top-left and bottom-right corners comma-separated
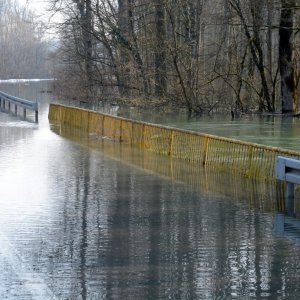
(275, 213, 300, 245)
(53, 125, 287, 214)
(1, 82, 300, 298)
(45, 124, 300, 299)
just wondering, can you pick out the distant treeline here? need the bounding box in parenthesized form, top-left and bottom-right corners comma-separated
(0, 0, 51, 80)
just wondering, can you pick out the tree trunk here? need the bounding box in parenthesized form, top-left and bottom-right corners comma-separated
(279, 0, 297, 113)
(227, 0, 273, 112)
(75, 0, 94, 101)
(117, 0, 131, 97)
(84, 0, 93, 99)
(127, 0, 149, 95)
(154, 0, 167, 97)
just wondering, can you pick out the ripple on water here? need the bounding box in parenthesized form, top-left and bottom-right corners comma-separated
(2, 105, 300, 298)
(0, 120, 38, 129)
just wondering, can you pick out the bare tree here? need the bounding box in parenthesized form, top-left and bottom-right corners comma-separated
(48, 0, 300, 115)
(154, 0, 166, 97)
(279, 0, 298, 113)
(0, 0, 50, 79)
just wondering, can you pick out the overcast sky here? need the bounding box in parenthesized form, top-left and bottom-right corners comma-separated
(17, 0, 63, 40)
(18, 0, 48, 13)
(18, 0, 63, 30)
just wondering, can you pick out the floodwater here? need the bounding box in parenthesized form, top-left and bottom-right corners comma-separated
(111, 108, 300, 151)
(1, 82, 300, 299)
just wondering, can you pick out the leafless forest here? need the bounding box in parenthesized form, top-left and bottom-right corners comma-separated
(1, 0, 300, 114)
(0, 0, 51, 79)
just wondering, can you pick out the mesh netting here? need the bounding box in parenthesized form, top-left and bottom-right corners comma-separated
(49, 104, 300, 181)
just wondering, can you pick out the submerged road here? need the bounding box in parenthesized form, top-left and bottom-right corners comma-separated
(1, 83, 300, 298)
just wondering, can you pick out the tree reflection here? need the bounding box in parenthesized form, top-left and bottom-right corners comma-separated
(45, 125, 300, 299)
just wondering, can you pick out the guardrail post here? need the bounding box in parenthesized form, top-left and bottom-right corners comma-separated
(286, 182, 295, 215)
(23, 108, 26, 118)
(35, 110, 38, 123)
(275, 156, 300, 215)
(286, 182, 295, 199)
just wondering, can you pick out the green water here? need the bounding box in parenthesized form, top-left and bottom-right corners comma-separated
(115, 108, 300, 151)
(1, 80, 299, 151)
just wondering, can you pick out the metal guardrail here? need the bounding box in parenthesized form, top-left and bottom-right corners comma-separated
(276, 156, 300, 201)
(0, 91, 38, 122)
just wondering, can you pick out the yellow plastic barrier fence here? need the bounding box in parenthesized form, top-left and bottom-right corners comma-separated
(51, 124, 286, 213)
(49, 104, 300, 181)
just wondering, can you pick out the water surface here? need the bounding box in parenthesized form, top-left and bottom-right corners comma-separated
(115, 109, 300, 151)
(0, 82, 300, 299)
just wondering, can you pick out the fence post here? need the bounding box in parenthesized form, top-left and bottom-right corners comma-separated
(245, 146, 254, 177)
(119, 120, 123, 142)
(101, 115, 105, 136)
(130, 122, 133, 145)
(168, 130, 174, 156)
(35, 110, 38, 123)
(59, 105, 62, 122)
(141, 124, 146, 148)
(202, 136, 209, 165)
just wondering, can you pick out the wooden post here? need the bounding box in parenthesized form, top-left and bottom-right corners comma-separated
(15, 104, 17, 115)
(8, 101, 11, 111)
(23, 108, 26, 118)
(35, 110, 38, 123)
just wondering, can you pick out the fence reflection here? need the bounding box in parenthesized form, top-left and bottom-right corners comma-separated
(49, 123, 300, 298)
(51, 124, 291, 215)
(49, 104, 300, 181)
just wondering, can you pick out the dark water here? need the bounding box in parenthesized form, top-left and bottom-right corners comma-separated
(1, 82, 300, 299)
